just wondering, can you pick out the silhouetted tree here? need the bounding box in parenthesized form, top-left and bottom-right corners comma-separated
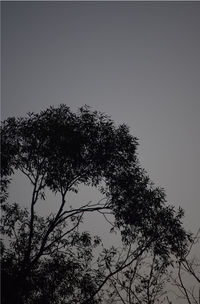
(1, 105, 191, 304)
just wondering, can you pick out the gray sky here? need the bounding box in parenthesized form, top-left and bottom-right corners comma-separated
(1, 1, 200, 238)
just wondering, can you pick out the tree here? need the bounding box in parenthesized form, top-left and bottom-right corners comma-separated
(1, 105, 190, 304)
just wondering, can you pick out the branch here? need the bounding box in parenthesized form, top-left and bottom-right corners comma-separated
(30, 192, 67, 264)
(81, 237, 155, 304)
(43, 213, 84, 253)
(24, 173, 40, 264)
(178, 261, 192, 304)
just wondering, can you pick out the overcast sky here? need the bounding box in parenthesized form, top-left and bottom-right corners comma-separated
(1, 1, 200, 238)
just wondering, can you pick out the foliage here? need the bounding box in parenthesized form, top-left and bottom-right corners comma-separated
(0, 105, 191, 303)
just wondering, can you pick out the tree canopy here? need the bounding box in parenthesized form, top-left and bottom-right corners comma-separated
(1, 105, 191, 304)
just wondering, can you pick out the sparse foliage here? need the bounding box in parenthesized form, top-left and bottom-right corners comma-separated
(167, 229, 200, 304)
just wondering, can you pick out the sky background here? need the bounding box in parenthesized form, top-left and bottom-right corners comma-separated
(1, 1, 200, 242)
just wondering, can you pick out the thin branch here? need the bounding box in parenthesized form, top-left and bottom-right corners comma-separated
(178, 261, 192, 304)
(81, 237, 155, 304)
(43, 214, 84, 253)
